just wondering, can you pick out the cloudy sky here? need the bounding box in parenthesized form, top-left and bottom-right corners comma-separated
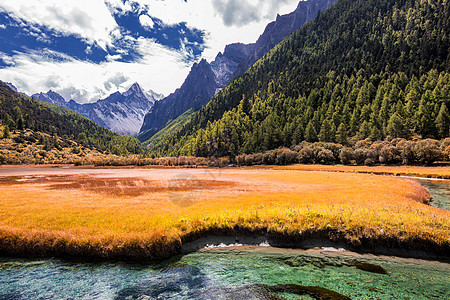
(0, 0, 300, 103)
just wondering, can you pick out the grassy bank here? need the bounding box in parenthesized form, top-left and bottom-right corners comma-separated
(0, 167, 448, 260)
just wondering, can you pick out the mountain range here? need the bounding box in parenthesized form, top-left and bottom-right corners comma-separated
(32, 83, 162, 136)
(138, 0, 338, 140)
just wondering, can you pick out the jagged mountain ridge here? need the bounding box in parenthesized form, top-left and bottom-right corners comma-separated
(139, 0, 337, 139)
(33, 83, 158, 136)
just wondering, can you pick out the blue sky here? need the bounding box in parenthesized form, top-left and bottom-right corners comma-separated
(0, 0, 299, 102)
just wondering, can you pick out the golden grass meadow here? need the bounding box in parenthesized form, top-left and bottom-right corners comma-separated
(0, 166, 449, 260)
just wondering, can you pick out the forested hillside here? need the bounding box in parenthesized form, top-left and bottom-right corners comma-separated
(149, 0, 449, 158)
(0, 82, 143, 155)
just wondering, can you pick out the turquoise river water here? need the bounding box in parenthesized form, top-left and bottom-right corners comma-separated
(0, 247, 449, 299)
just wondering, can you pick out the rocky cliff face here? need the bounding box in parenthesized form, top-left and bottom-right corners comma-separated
(33, 83, 157, 136)
(140, 59, 217, 137)
(139, 0, 337, 139)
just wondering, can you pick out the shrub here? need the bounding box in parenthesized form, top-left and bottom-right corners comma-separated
(316, 148, 335, 165)
(414, 139, 442, 165)
(339, 147, 354, 165)
(274, 148, 298, 165)
(298, 147, 315, 164)
(354, 149, 366, 165)
(379, 144, 400, 164)
(397, 140, 414, 164)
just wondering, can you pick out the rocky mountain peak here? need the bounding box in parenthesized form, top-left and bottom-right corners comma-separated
(123, 82, 145, 98)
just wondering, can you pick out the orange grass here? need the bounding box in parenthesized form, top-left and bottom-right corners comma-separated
(267, 164, 450, 179)
(0, 167, 448, 259)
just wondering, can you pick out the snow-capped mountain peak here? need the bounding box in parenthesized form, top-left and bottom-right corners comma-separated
(123, 82, 145, 98)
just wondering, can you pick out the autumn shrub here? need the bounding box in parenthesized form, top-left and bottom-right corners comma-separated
(274, 148, 298, 165)
(397, 140, 415, 164)
(379, 144, 400, 164)
(315, 148, 335, 164)
(414, 139, 442, 165)
(339, 147, 354, 165)
(298, 146, 315, 164)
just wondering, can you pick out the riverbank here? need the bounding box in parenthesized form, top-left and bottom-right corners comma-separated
(0, 167, 449, 262)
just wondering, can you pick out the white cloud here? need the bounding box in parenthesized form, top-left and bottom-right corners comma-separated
(139, 14, 154, 29)
(0, 24, 6, 29)
(0, 39, 192, 102)
(0, 0, 118, 49)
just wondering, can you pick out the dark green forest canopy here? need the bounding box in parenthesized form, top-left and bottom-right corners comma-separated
(149, 0, 449, 157)
(0, 82, 143, 155)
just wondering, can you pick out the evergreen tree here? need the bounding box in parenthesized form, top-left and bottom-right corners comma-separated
(319, 119, 333, 142)
(370, 125, 383, 141)
(386, 113, 405, 138)
(435, 103, 449, 139)
(358, 121, 371, 140)
(335, 123, 348, 145)
(292, 122, 304, 145)
(305, 120, 318, 142)
(415, 92, 435, 137)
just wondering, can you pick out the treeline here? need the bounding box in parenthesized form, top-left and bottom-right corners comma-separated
(236, 138, 450, 166)
(148, 0, 449, 157)
(0, 82, 143, 155)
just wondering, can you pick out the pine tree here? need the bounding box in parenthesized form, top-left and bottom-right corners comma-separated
(292, 122, 304, 146)
(386, 113, 405, 138)
(415, 92, 435, 137)
(435, 103, 449, 139)
(358, 121, 371, 139)
(335, 123, 348, 145)
(319, 119, 333, 142)
(305, 120, 318, 142)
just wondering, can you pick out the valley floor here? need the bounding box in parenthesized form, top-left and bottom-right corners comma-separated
(0, 165, 448, 261)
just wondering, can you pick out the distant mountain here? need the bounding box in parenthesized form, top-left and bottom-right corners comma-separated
(33, 83, 158, 136)
(138, 0, 337, 140)
(5, 82, 17, 92)
(146, 90, 164, 101)
(32, 90, 67, 107)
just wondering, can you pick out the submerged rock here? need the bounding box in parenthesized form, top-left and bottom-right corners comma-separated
(355, 262, 388, 275)
(187, 285, 284, 300)
(252, 284, 351, 300)
(0, 293, 22, 300)
(114, 264, 204, 299)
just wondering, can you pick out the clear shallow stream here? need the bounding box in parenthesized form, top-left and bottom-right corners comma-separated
(415, 179, 450, 210)
(0, 247, 449, 300)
